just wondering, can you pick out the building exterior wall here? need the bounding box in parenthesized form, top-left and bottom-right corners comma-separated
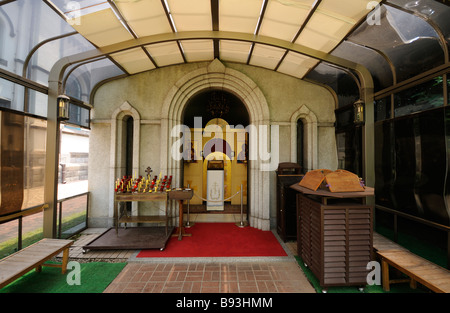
(88, 60, 337, 229)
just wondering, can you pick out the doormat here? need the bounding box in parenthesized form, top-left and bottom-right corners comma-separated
(83, 227, 175, 252)
(136, 223, 288, 258)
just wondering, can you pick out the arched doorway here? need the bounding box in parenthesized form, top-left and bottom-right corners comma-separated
(161, 60, 272, 230)
(182, 90, 250, 221)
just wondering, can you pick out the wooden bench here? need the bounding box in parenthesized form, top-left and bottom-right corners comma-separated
(0, 238, 74, 289)
(373, 233, 450, 293)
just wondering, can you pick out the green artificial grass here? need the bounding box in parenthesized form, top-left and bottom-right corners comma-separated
(0, 262, 126, 293)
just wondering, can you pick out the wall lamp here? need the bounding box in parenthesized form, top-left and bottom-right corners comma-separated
(57, 95, 70, 121)
(353, 99, 365, 125)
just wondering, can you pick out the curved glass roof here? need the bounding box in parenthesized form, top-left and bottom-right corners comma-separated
(0, 0, 448, 107)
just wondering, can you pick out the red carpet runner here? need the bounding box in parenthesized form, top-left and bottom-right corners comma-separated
(136, 223, 287, 258)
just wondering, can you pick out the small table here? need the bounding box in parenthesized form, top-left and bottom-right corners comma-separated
(114, 192, 169, 235)
(114, 189, 194, 243)
(169, 189, 194, 240)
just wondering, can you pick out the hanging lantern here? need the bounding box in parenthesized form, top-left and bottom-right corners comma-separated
(57, 95, 70, 120)
(353, 99, 364, 125)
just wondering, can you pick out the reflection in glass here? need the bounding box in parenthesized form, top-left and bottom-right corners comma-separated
(375, 108, 450, 226)
(0, 78, 24, 112)
(58, 125, 89, 200)
(67, 103, 90, 128)
(305, 62, 359, 108)
(375, 96, 391, 121)
(387, 0, 450, 53)
(0, 111, 48, 212)
(27, 89, 48, 118)
(22, 117, 47, 211)
(348, 5, 444, 83)
(28, 34, 95, 86)
(0, 0, 75, 77)
(64, 58, 125, 103)
(374, 120, 395, 209)
(394, 76, 443, 117)
(332, 41, 393, 92)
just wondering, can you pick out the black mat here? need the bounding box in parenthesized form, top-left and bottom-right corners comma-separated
(82, 227, 175, 252)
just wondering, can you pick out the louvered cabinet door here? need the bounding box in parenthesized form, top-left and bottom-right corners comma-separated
(348, 207, 373, 284)
(297, 194, 311, 265)
(297, 194, 373, 288)
(322, 207, 347, 286)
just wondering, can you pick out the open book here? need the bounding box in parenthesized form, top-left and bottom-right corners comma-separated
(299, 169, 365, 193)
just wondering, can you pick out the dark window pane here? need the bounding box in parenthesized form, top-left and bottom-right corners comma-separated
(375, 96, 391, 121)
(394, 77, 443, 117)
(332, 41, 393, 92)
(306, 62, 359, 108)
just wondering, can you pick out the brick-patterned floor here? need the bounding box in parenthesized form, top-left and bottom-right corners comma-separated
(104, 261, 315, 293)
(63, 228, 315, 293)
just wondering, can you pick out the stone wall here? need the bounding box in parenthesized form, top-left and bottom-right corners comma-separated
(88, 61, 337, 229)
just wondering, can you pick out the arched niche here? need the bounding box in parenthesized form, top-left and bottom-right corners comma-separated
(161, 60, 272, 230)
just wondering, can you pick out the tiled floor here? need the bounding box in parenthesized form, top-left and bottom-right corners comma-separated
(66, 226, 315, 293)
(104, 261, 314, 293)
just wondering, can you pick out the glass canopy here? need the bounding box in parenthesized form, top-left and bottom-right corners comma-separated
(0, 0, 448, 109)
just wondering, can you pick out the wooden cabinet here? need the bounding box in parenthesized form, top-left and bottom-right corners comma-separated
(276, 163, 303, 242)
(292, 185, 374, 290)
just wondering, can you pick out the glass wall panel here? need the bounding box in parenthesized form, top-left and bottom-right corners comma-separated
(57, 193, 88, 239)
(387, 0, 450, 55)
(0, 78, 48, 117)
(414, 109, 448, 225)
(65, 58, 125, 103)
(21, 211, 44, 248)
(394, 76, 443, 117)
(335, 128, 363, 176)
(375, 108, 450, 226)
(0, 211, 45, 256)
(0, 0, 76, 77)
(374, 120, 395, 209)
(447, 75, 450, 105)
(58, 125, 89, 197)
(348, 5, 444, 83)
(23, 117, 47, 211)
(0, 77, 25, 112)
(392, 116, 418, 214)
(305, 62, 359, 108)
(332, 41, 393, 92)
(29, 33, 95, 86)
(375, 96, 391, 121)
(0, 219, 19, 258)
(0, 111, 47, 215)
(27, 88, 48, 118)
(67, 103, 90, 128)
